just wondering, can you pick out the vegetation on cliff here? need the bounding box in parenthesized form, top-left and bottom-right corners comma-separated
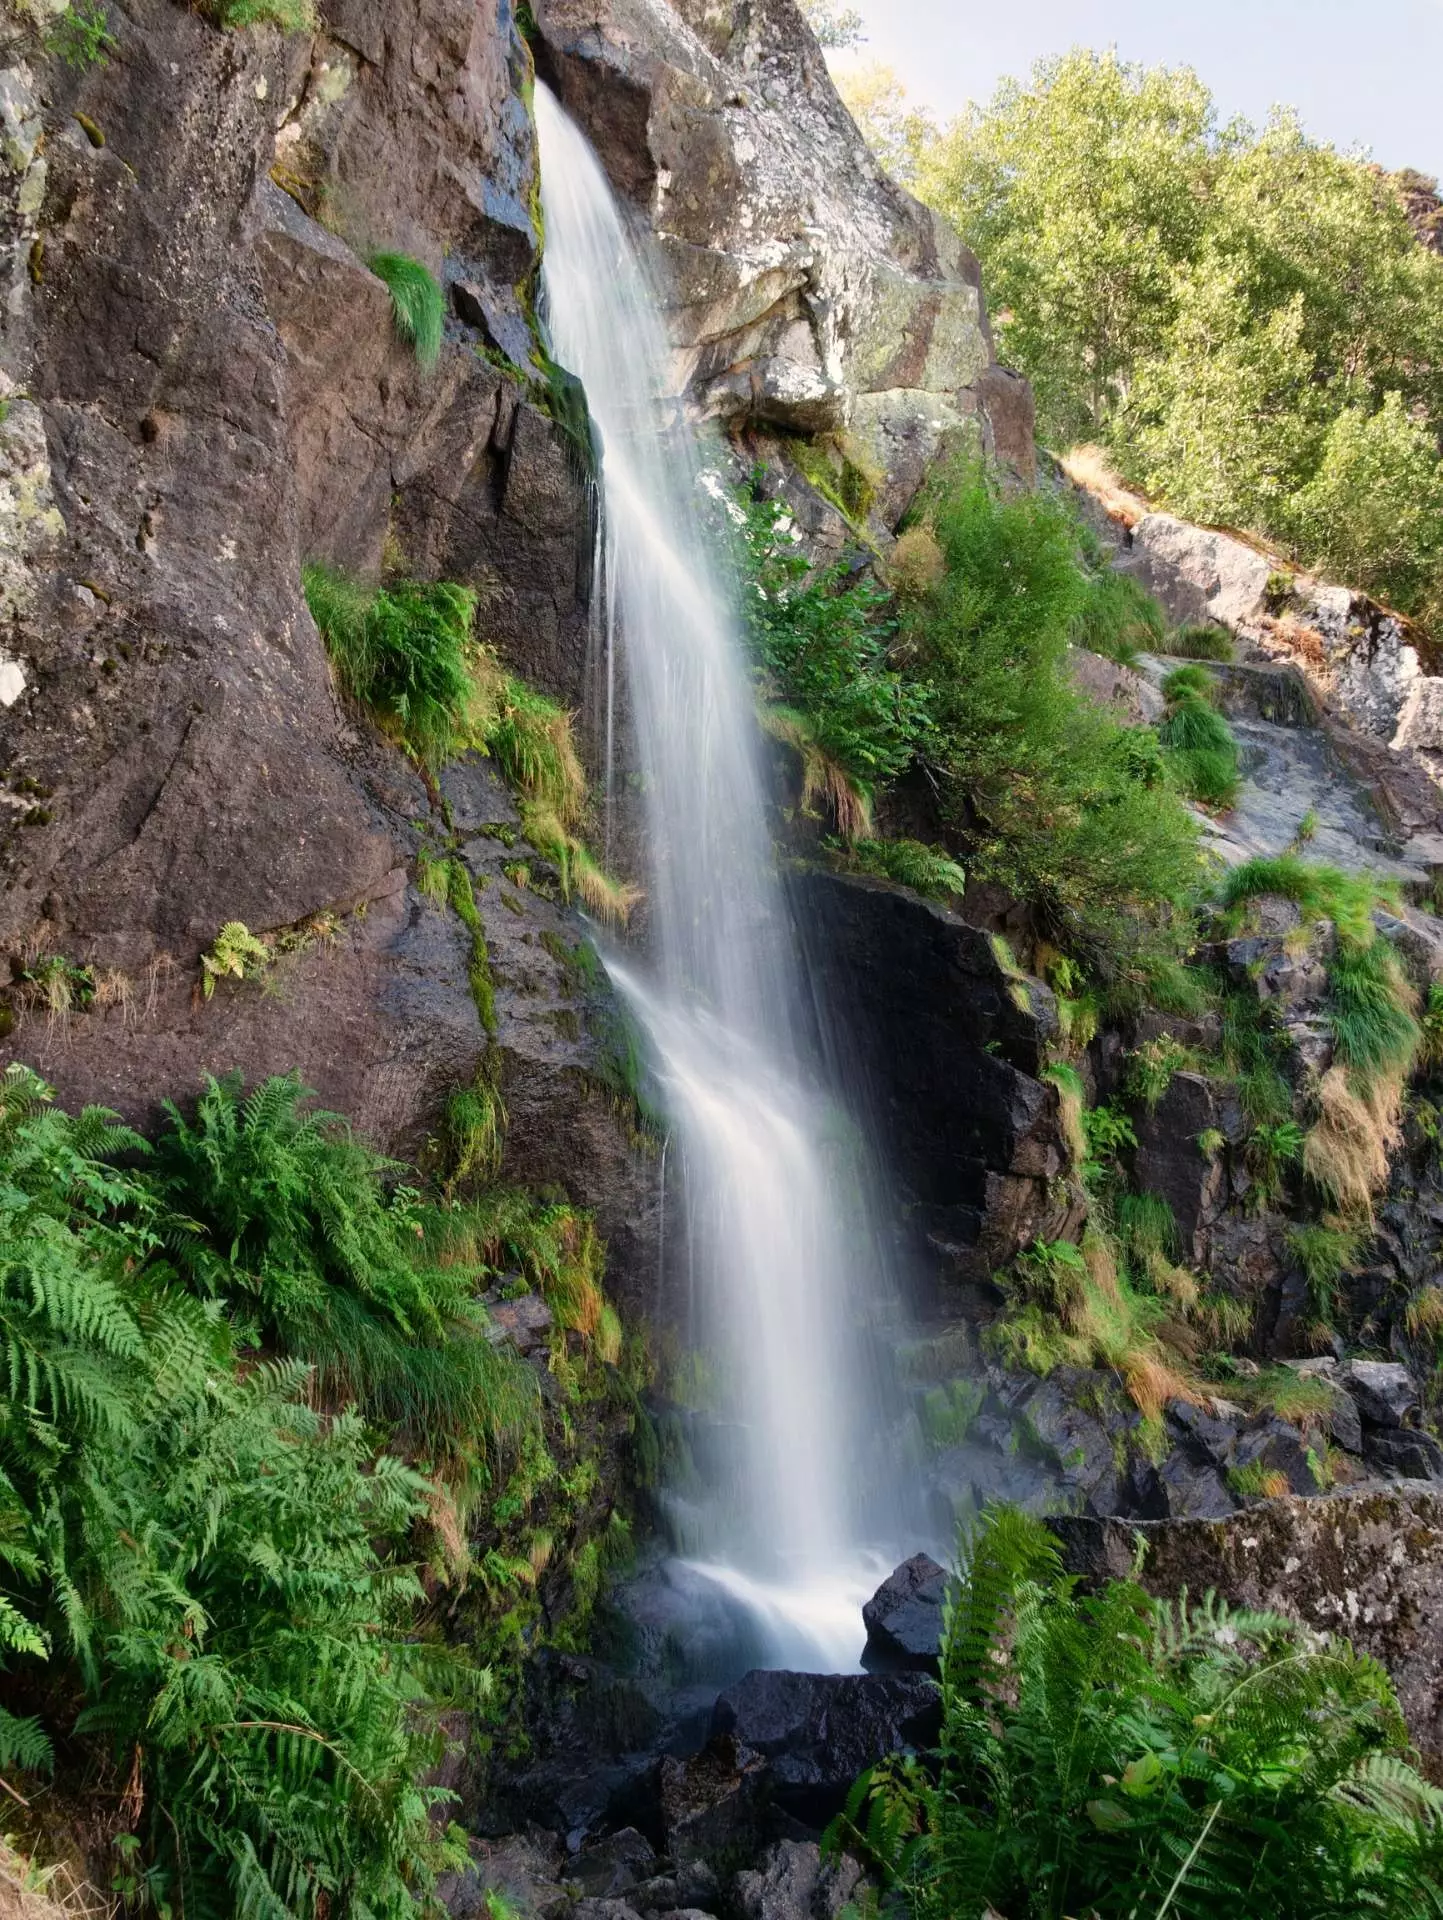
(0, 1065, 639, 1918)
(832, 1505, 1443, 1919)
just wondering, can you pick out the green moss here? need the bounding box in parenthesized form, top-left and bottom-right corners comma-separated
(447, 860, 498, 1035)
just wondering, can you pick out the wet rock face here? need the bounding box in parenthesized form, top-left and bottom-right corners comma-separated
(533, 0, 1029, 519)
(793, 868, 1074, 1281)
(1051, 1486, 1443, 1776)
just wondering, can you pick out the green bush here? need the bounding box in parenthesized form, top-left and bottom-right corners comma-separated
(304, 565, 478, 767)
(733, 483, 932, 789)
(830, 1504, 1443, 1919)
(906, 463, 1204, 975)
(836, 836, 968, 900)
(368, 252, 446, 370)
(0, 1066, 466, 1917)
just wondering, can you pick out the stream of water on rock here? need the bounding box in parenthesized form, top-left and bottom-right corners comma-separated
(535, 83, 902, 1672)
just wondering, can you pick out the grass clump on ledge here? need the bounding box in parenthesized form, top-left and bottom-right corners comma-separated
(1159, 663, 1240, 809)
(832, 835, 967, 901)
(1167, 620, 1236, 661)
(829, 1504, 1443, 1920)
(207, 0, 315, 28)
(368, 251, 446, 370)
(1068, 565, 1165, 666)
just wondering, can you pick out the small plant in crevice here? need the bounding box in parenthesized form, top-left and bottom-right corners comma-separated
(1243, 1118, 1306, 1211)
(45, 0, 116, 67)
(1123, 1030, 1191, 1108)
(369, 251, 446, 370)
(199, 918, 271, 997)
(1288, 1219, 1366, 1327)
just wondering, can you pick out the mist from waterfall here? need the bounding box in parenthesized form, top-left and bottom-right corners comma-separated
(535, 83, 901, 1671)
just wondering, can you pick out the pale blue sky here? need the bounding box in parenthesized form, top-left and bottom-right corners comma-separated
(831, 0, 1443, 181)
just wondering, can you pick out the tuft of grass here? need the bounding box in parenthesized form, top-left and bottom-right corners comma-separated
(1217, 856, 1398, 949)
(1166, 622, 1235, 662)
(305, 566, 479, 768)
(209, 0, 315, 27)
(368, 252, 445, 370)
(484, 675, 588, 826)
(1254, 1366, 1338, 1425)
(1159, 665, 1240, 809)
(1406, 1285, 1443, 1342)
(445, 1072, 507, 1190)
(1303, 1066, 1400, 1218)
(1123, 1032, 1191, 1109)
(1042, 1062, 1087, 1164)
(920, 1378, 986, 1448)
(1228, 1462, 1291, 1501)
(1070, 568, 1166, 666)
(1286, 1222, 1364, 1330)
(760, 702, 873, 840)
(1328, 937, 1420, 1082)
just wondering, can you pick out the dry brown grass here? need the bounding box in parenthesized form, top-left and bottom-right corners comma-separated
(1407, 1284, 1443, 1341)
(1060, 445, 1150, 527)
(887, 525, 945, 598)
(1303, 1066, 1403, 1217)
(760, 705, 872, 840)
(1261, 611, 1330, 676)
(0, 1840, 109, 1920)
(1123, 1350, 1207, 1423)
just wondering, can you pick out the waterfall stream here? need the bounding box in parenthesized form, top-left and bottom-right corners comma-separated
(535, 84, 898, 1671)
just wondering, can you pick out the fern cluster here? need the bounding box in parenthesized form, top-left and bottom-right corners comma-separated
(832, 1504, 1443, 1918)
(0, 1066, 470, 1916)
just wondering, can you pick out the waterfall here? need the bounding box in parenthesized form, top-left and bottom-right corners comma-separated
(535, 84, 896, 1671)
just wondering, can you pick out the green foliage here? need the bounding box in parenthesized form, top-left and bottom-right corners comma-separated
(1288, 1220, 1365, 1325)
(919, 51, 1443, 627)
(210, 0, 316, 26)
(1123, 1033, 1191, 1109)
(46, 0, 116, 67)
(148, 1073, 538, 1459)
(1070, 567, 1165, 666)
(830, 1502, 1443, 1919)
(368, 252, 446, 370)
(907, 463, 1204, 976)
(1244, 1119, 1307, 1207)
(0, 1065, 467, 1917)
(1081, 1102, 1137, 1168)
(305, 565, 479, 768)
(835, 836, 967, 900)
(1329, 937, 1421, 1083)
(1160, 665, 1240, 809)
(732, 482, 932, 790)
(200, 919, 272, 999)
(1167, 623, 1235, 662)
(920, 1378, 986, 1449)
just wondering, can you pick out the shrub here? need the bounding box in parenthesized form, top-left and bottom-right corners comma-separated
(907, 462, 1204, 975)
(829, 1503, 1443, 1920)
(368, 251, 446, 370)
(733, 483, 932, 790)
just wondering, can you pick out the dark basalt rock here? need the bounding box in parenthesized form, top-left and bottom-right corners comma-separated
(1341, 1359, 1418, 1429)
(735, 1838, 865, 1920)
(861, 1553, 947, 1673)
(709, 1670, 940, 1828)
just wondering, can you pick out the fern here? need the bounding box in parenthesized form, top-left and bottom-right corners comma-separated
(845, 1503, 1443, 1920)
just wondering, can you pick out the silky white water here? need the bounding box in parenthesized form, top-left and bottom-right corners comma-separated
(536, 84, 892, 1672)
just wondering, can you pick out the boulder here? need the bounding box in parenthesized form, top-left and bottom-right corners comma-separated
(861, 1553, 947, 1673)
(709, 1670, 940, 1827)
(1363, 1428, 1443, 1482)
(570, 1830, 659, 1899)
(735, 1839, 865, 1920)
(1340, 1359, 1418, 1429)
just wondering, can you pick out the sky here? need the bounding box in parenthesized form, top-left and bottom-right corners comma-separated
(828, 0, 1443, 182)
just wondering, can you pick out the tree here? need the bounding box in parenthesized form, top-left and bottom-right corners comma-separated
(917, 52, 1443, 626)
(797, 0, 865, 51)
(917, 51, 1216, 443)
(834, 63, 937, 186)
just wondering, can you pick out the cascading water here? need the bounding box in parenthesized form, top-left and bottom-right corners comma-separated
(535, 84, 901, 1671)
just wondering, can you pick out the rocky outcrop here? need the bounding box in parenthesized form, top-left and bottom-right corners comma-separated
(1051, 1485, 1443, 1774)
(533, 0, 1030, 521)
